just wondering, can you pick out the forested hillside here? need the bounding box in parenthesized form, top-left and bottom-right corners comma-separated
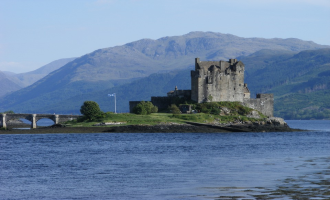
(243, 48, 330, 119)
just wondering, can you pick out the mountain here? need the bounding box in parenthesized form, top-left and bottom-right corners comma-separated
(0, 31, 328, 114)
(0, 71, 22, 97)
(243, 48, 330, 95)
(38, 48, 330, 120)
(4, 57, 76, 88)
(242, 48, 330, 119)
(27, 70, 192, 114)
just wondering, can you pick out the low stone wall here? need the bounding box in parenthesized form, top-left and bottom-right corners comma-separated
(151, 97, 172, 111)
(243, 93, 274, 117)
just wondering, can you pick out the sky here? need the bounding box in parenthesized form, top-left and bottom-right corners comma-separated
(0, 0, 329, 73)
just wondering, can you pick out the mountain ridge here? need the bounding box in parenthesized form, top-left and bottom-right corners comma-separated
(2, 57, 76, 88)
(28, 48, 330, 119)
(0, 32, 329, 117)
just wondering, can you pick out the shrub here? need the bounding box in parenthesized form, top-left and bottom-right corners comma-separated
(211, 108, 220, 115)
(133, 101, 158, 115)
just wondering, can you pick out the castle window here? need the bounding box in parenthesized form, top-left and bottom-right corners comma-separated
(234, 87, 235, 90)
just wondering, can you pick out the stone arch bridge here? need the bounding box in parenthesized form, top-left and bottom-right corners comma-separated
(0, 113, 80, 129)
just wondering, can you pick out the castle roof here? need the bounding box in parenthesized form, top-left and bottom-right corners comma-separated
(197, 61, 220, 70)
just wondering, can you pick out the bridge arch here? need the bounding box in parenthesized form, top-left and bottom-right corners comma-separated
(35, 118, 56, 127)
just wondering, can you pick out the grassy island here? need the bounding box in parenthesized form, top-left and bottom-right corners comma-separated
(65, 101, 266, 127)
(1, 102, 298, 134)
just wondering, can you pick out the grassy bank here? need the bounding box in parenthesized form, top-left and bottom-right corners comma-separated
(65, 112, 264, 127)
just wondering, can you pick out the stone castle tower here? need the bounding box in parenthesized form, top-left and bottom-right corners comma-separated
(191, 58, 248, 103)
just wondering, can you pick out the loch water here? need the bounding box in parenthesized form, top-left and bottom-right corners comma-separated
(1, 120, 330, 199)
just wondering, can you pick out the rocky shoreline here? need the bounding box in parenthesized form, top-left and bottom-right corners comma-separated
(1, 121, 302, 134)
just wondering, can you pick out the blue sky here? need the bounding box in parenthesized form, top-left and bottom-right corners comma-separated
(0, 0, 329, 73)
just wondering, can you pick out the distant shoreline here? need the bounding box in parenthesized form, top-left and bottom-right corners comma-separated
(0, 123, 302, 134)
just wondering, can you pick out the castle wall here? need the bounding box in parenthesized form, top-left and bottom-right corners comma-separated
(191, 58, 245, 103)
(151, 97, 172, 111)
(168, 90, 191, 98)
(243, 94, 274, 117)
(130, 58, 274, 118)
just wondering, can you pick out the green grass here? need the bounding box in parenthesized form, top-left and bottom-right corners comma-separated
(64, 101, 266, 127)
(65, 113, 187, 127)
(66, 112, 264, 127)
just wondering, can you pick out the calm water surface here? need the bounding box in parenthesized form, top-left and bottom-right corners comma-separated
(1, 120, 329, 199)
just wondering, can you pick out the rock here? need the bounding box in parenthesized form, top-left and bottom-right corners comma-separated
(93, 122, 106, 126)
(266, 117, 287, 126)
(246, 110, 261, 119)
(220, 107, 231, 115)
(93, 122, 126, 126)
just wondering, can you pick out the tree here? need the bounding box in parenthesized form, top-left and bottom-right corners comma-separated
(0, 110, 14, 114)
(80, 101, 102, 121)
(133, 103, 147, 115)
(151, 105, 158, 113)
(133, 101, 158, 115)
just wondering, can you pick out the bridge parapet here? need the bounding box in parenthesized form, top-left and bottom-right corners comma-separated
(0, 113, 80, 129)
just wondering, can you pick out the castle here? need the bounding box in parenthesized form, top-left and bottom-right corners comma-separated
(130, 58, 274, 117)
